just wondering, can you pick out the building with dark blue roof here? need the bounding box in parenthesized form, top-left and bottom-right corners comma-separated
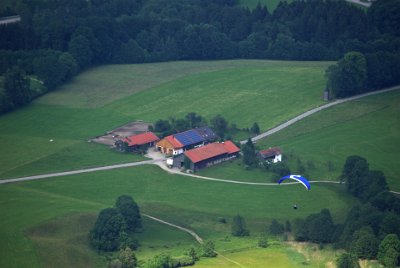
(193, 126, 218, 142)
(174, 129, 205, 149)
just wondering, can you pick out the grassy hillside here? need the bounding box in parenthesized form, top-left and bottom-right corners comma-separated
(0, 60, 330, 179)
(257, 88, 400, 190)
(0, 165, 357, 268)
(0, 59, 396, 267)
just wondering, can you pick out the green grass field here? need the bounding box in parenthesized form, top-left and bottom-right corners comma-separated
(0, 165, 358, 267)
(0, 59, 396, 267)
(256, 88, 400, 191)
(0, 60, 330, 179)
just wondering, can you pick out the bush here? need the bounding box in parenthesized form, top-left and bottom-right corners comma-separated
(258, 234, 268, 248)
(217, 217, 227, 224)
(201, 240, 217, 257)
(171, 256, 195, 267)
(184, 246, 199, 262)
(270, 162, 291, 177)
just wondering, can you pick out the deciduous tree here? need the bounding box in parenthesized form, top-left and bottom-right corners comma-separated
(90, 208, 125, 251)
(326, 52, 367, 98)
(201, 240, 217, 257)
(115, 195, 142, 233)
(378, 234, 400, 267)
(4, 66, 31, 107)
(210, 115, 228, 139)
(350, 227, 378, 259)
(336, 253, 360, 268)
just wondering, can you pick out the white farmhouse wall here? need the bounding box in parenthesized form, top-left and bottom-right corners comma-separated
(273, 154, 282, 163)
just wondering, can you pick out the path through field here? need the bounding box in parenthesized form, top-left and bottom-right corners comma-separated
(1, 86, 398, 267)
(2, 86, 399, 185)
(241, 86, 400, 144)
(143, 213, 245, 267)
(0, 160, 160, 185)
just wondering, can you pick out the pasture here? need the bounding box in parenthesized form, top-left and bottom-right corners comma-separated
(257, 88, 400, 191)
(0, 60, 330, 179)
(1, 59, 394, 267)
(0, 165, 357, 267)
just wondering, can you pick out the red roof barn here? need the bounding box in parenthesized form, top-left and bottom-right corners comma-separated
(115, 132, 159, 152)
(184, 141, 240, 171)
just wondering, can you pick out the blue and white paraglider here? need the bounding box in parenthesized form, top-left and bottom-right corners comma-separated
(278, 175, 311, 190)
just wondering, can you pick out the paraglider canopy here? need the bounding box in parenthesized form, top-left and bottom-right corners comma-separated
(278, 175, 311, 190)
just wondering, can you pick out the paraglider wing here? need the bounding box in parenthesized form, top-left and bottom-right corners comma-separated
(278, 175, 311, 190)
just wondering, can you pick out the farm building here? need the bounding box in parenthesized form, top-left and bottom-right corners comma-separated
(156, 135, 184, 156)
(193, 126, 218, 142)
(115, 132, 159, 152)
(258, 147, 282, 163)
(183, 141, 240, 171)
(156, 128, 214, 156)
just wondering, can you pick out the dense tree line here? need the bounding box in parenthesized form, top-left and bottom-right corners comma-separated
(293, 156, 400, 267)
(326, 50, 400, 98)
(1, 0, 400, 113)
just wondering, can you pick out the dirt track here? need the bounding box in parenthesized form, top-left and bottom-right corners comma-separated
(1, 86, 399, 186)
(241, 86, 400, 144)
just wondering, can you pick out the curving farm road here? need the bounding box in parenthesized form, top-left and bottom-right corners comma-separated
(143, 213, 245, 267)
(241, 86, 400, 144)
(1, 85, 398, 186)
(1, 86, 398, 266)
(0, 160, 160, 185)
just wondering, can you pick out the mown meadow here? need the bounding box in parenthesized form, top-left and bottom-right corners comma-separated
(0, 60, 329, 179)
(257, 88, 400, 191)
(0, 165, 357, 267)
(0, 59, 396, 267)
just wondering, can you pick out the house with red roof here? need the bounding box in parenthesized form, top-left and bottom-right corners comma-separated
(258, 147, 282, 163)
(182, 141, 240, 171)
(115, 132, 159, 153)
(155, 135, 184, 156)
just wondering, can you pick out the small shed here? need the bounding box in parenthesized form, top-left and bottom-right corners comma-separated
(258, 147, 282, 163)
(115, 132, 159, 152)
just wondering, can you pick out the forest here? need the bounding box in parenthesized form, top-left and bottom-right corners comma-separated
(0, 0, 400, 113)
